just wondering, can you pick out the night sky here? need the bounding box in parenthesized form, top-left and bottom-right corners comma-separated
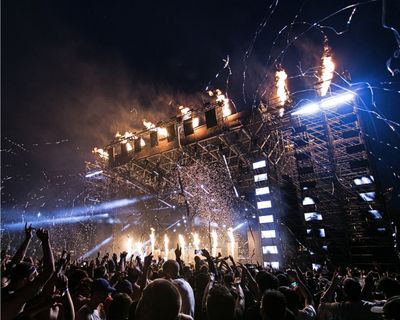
(2, 0, 400, 214)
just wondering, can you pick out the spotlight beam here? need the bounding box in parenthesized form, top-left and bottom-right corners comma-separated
(292, 91, 355, 116)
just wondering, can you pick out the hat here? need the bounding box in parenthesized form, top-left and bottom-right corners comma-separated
(371, 295, 400, 319)
(116, 279, 133, 294)
(92, 278, 116, 293)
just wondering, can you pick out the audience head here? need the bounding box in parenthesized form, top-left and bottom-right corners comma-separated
(162, 260, 179, 279)
(108, 293, 132, 320)
(256, 271, 279, 293)
(135, 279, 181, 320)
(261, 289, 287, 320)
(206, 284, 235, 320)
(342, 277, 361, 301)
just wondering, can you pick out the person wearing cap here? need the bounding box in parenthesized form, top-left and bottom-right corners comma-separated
(76, 278, 116, 320)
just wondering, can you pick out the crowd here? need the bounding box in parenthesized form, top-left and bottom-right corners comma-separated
(1, 224, 400, 320)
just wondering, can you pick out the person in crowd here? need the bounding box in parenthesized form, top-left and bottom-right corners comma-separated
(318, 273, 381, 320)
(76, 278, 116, 320)
(135, 278, 192, 320)
(2, 227, 55, 320)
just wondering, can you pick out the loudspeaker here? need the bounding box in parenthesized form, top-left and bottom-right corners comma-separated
(167, 124, 176, 142)
(150, 131, 158, 147)
(205, 108, 218, 128)
(183, 119, 194, 136)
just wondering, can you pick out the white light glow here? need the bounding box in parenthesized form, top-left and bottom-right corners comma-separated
(253, 160, 266, 170)
(254, 173, 268, 182)
(257, 200, 272, 209)
(359, 192, 376, 202)
(262, 245, 278, 254)
(292, 91, 355, 116)
(304, 212, 323, 221)
(256, 187, 270, 195)
(259, 215, 274, 223)
(354, 176, 373, 186)
(261, 230, 276, 238)
(302, 197, 315, 205)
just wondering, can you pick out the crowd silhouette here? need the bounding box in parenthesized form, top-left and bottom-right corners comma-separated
(1, 225, 399, 319)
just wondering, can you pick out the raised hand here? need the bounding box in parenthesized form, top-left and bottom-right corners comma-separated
(175, 243, 182, 260)
(202, 248, 211, 259)
(25, 223, 33, 239)
(144, 252, 153, 269)
(36, 228, 49, 242)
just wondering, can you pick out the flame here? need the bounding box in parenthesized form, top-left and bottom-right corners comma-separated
(126, 142, 133, 152)
(115, 132, 122, 138)
(215, 89, 231, 117)
(135, 241, 144, 259)
(92, 147, 109, 159)
(143, 119, 156, 130)
(143, 119, 168, 139)
(178, 234, 185, 258)
(318, 44, 335, 97)
(276, 70, 288, 106)
(126, 237, 133, 257)
(140, 137, 146, 147)
(227, 228, 235, 258)
(192, 117, 199, 128)
(180, 106, 190, 115)
(158, 127, 169, 139)
(211, 230, 218, 257)
(150, 228, 155, 254)
(164, 234, 169, 259)
(192, 233, 200, 251)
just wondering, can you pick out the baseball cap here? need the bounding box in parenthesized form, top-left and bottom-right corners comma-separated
(92, 278, 116, 293)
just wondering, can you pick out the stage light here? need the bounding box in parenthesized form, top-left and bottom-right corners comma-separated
(254, 173, 268, 182)
(359, 192, 376, 202)
(262, 245, 278, 254)
(302, 197, 315, 205)
(320, 92, 355, 108)
(291, 103, 319, 116)
(253, 160, 266, 170)
(257, 200, 272, 209)
(354, 176, 374, 185)
(304, 212, 323, 221)
(261, 230, 276, 238)
(255, 187, 270, 195)
(259, 215, 274, 223)
(292, 91, 355, 116)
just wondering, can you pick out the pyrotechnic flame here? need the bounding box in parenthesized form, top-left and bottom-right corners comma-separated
(180, 106, 190, 116)
(92, 147, 109, 159)
(192, 233, 200, 251)
(213, 89, 231, 117)
(318, 44, 335, 97)
(178, 234, 185, 258)
(140, 137, 146, 147)
(150, 228, 155, 254)
(143, 119, 156, 130)
(126, 237, 133, 256)
(164, 234, 169, 259)
(276, 70, 288, 106)
(143, 119, 168, 139)
(227, 228, 235, 258)
(126, 142, 133, 152)
(115, 132, 122, 138)
(211, 230, 218, 257)
(135, 241, 144, 259)
(192, 117, 199, 128)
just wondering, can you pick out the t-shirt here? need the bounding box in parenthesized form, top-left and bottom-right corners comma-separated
(318, 300, 382, 320)
(76, 304, 105, 320)
(173, 278, 195, 318)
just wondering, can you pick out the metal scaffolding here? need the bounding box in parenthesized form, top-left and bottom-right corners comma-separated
(87, 93, 397, 267)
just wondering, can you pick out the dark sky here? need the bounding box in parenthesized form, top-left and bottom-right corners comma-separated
(2, 0, 400, 209)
